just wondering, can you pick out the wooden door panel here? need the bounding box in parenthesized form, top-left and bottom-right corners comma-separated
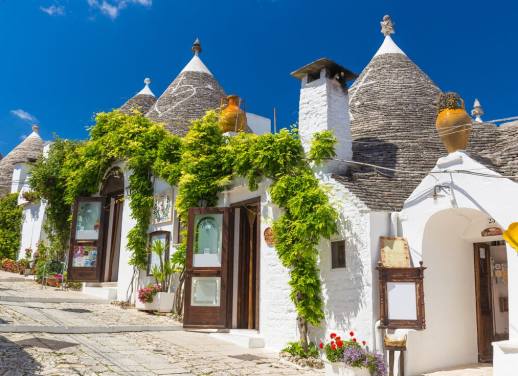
(474, 243, 493, 363)
(68, 197, 105, 282)
(183, 207, 233, 329)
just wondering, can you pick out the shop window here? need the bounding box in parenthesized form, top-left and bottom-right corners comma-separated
(331, 240, 346, 269)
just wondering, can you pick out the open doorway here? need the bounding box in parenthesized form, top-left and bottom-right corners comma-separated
(474, 241, 509, 363)
(232, 198, 260, 330)
(100, 168, 124, 282)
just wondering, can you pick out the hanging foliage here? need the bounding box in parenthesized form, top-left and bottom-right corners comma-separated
(0, 193, 23, 260)
(29, 109, 338, 348)
(30, 138, 78, 259)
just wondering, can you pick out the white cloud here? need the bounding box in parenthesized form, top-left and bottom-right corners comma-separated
(40, 5, 65, 16)
(88, 0, 152, 19)
(10, 109, 37, 123)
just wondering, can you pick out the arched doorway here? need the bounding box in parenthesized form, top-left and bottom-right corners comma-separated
(417, 208, 509, 369)
(99, 167, 124, 282)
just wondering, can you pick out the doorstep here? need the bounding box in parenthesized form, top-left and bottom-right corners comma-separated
(210, 329, 265, 349)
(493, 340, 518, 376)
(83, 282, 118, 301)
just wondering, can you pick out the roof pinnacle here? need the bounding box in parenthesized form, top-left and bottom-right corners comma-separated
(381, 15, 395, 36)
(137, 77, 155, 97)
(32, 124, 39, 134)
(192, 38, 202, 56)
(471, 98, 484, 123)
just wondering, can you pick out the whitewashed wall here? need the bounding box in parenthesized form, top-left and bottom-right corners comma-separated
(400, 151, 518, 375)
(18, 201, 47, 259)
(312, 174, 388, 351)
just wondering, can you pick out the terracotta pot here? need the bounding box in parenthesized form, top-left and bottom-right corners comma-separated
(435, 98, 472, 153)
(324, 361, 371, 376)
(220, 95, 247, 133)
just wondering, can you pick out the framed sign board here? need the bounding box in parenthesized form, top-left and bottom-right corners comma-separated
(377, 261, 426, 330)
(380, 237, 411, 268)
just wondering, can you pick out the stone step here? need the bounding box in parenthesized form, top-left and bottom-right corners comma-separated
(210, 329, 265, 349)
(82, 285, 118, 301)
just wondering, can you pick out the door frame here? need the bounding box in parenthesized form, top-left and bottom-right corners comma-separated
(231, 197, 261, 330)
(474, 242, 493, 363)
(183, 207, 234, 329)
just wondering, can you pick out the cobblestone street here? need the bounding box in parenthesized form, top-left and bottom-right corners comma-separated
(0, 272, 322, 376)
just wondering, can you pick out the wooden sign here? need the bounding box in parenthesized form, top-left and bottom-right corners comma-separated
(380, 237, 410, 268)
(264, 227, 275, 247)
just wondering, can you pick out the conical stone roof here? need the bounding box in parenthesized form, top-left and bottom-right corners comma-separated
(338, 23, 518, 210)
(146, 40, 226, 136)
(0, 126, 44, 197)
(120, 78, 157, 115)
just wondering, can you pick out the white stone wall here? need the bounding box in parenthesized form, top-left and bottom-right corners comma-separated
(400, 151, 518, 375)
(312, 174, 387, 351)
(18, 201, 47, 259)
(297, 71, 352, 175)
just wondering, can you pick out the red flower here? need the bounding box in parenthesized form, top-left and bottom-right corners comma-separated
(362, 340, 367, 346)
(352, 338, 357, 342)
(349, 331, 354, 337)
(335, 336, 341, 341)
(331, 343, 336, 350)
(330, 333, 337, 339)
(336, 340, 343, 348)
(319, 342, 323, 349)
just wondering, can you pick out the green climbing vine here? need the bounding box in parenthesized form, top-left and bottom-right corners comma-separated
(0, 193, 23, 260)
(30, 109, 338, 348)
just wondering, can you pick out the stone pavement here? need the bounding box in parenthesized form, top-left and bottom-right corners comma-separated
(0, 271, 322, 375)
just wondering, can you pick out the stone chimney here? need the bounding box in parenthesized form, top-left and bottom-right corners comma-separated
(291, 58, 357, 174)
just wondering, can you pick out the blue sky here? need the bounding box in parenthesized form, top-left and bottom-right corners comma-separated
(1, 0, 517, 155)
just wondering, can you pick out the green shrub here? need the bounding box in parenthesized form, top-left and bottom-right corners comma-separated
(282, 341, 319, 359)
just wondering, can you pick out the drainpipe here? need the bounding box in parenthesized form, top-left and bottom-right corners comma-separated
(390, 212, 399, 237)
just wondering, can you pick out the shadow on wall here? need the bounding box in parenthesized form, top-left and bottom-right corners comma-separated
(311, 212, 366, 342)
(0, 335, 47, 374)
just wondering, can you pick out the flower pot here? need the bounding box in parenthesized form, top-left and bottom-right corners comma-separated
(156, 292, 174, 313)
(324, 362, 371, 376)
(135, 292, 174, 312)
(435, 94, 472, 153)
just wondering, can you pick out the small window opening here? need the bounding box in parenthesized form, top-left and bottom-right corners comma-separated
(331, 240, 346, 269)
(307, 71, 321, 83)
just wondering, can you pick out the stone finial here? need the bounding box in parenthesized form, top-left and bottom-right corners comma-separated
(192, 38, 202, 55)
(471, 98, 484, 123)
(381, 15, 395, 36)
(144, 77, 151, 86)
(32, 124, 39, 134)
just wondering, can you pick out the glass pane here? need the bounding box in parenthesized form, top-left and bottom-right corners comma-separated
(191, 277, 221, 307)
(387, 282, 417, 320)
(72, 245, 98, 268)
(75, 201, 102, 240)
(193, 214, 223, 267)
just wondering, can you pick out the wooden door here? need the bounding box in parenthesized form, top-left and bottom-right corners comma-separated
(474, 243, 493, 362)
(237, 203, 260, 329)
(183, 207, 233, 329)
(68, 197, 105, 282)
(103, 194, 123, 282)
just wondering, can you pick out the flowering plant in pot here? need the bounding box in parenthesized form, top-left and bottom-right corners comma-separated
(320, 331, 386, 376)
(136, 241, 174, 312)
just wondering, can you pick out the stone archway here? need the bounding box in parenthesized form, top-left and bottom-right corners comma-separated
(406, 208, 508, 373)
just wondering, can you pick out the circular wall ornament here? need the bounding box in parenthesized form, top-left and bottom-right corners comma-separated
(264, 227, 275, 247)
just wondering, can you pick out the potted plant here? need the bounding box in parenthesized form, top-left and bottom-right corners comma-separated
(136, 240, 174, 313)
(320, 331, 386, 376)
(136, 283, 161, 311)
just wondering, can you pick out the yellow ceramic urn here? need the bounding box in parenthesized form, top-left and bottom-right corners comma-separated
(435, 92, 472, 153)
(219, 95, 247, 133)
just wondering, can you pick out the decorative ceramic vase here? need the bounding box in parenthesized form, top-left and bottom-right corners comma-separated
(324, 362, 371, 376)
(435, 92, 472, 153)
(503, 222, 518, 252)
(220, 95, 247, 133)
